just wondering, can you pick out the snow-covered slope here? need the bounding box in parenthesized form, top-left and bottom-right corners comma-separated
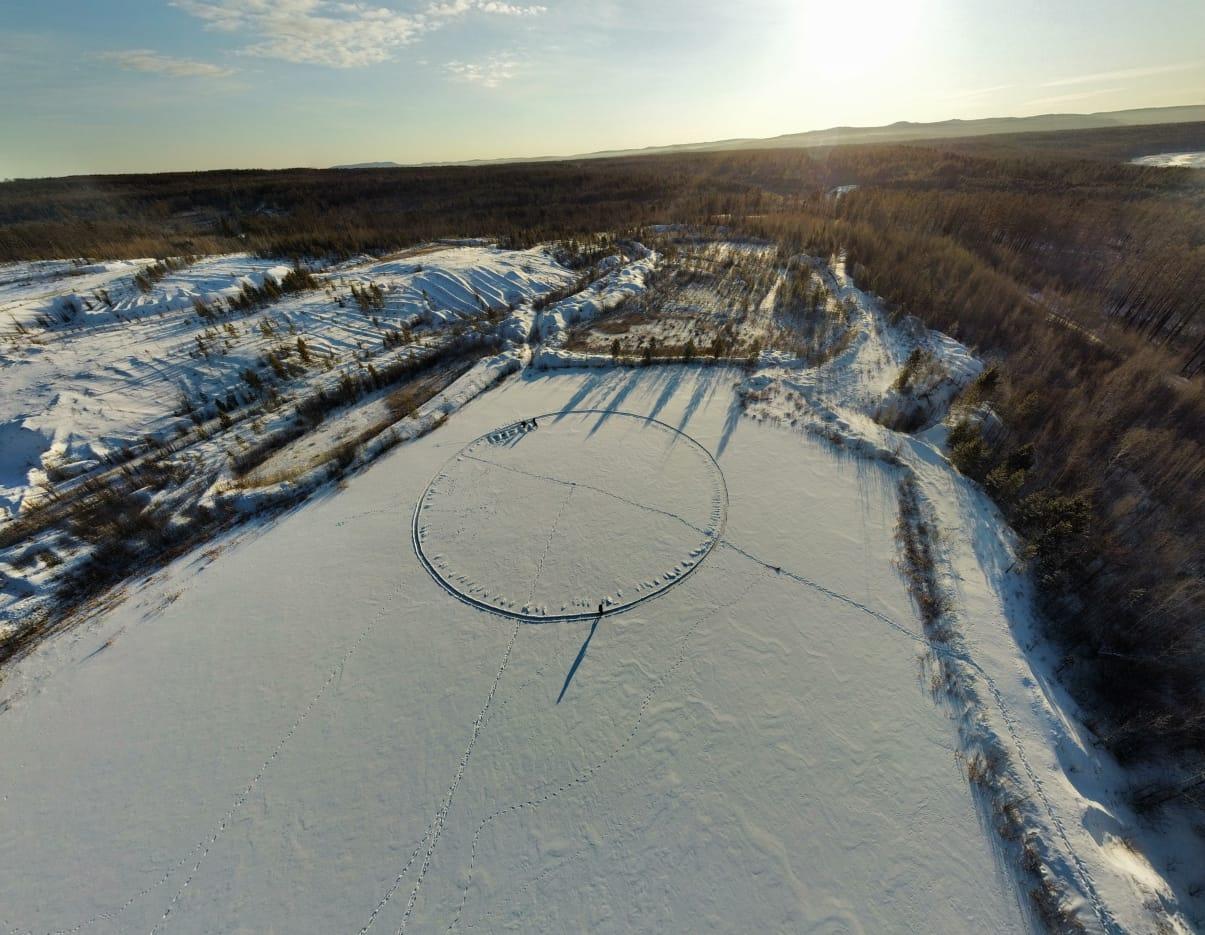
(1130, 151, 1205, 169)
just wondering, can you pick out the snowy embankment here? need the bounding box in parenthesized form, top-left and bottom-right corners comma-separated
(211, 348, 527, 514)
(533, 246, 657, 347)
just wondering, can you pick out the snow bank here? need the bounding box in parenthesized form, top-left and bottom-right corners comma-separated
(534, 248, 658, 345)
(212, 349, 525, 514)
(531, 348, 615, 369)
(345, 245, 578, 329)
(0, 421, 53, 517)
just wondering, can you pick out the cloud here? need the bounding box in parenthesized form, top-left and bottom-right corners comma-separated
(427, 0, 546, 16)
(476, 1, 546, 13)
(98, 49, 237, 78)
(172, 0, 546, 69)
(444, 54, 518, 88)
(173, 0, 426, 67)
(1040, 62, 1198, 88)
(943, 83, 1014, 100)
(1024, 87, 1123, 108)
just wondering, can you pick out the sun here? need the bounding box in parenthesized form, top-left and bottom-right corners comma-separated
(790, 0, 933, 82)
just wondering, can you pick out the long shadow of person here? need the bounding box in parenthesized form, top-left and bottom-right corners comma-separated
(556, 613, 602, 704)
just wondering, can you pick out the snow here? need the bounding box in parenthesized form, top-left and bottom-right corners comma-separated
(218, 348, 528, 514)
(0, 421, 52, 515)
(0, 243, 1197, 934)
(736, 254, 1198, 935)
(1130, 151, 1205, 169)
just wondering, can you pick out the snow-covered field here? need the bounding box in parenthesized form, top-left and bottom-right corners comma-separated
(1130, 151, 1205, 169)
(0, 241, 1199, 934)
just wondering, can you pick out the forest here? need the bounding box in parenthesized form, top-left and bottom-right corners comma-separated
(2, 121, 1203, 803)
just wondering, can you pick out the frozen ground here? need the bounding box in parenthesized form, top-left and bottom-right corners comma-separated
(0, 242, 1198, 934)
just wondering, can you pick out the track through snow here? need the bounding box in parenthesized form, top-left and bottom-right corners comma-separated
(359, 620, 521, 935)
(149, 582, 407, 935)
(5, 582, 405, 935)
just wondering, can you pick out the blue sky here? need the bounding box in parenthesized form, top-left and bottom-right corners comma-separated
(1, 0, 1203, 177)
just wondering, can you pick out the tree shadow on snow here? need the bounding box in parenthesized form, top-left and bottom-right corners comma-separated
(546, 370, 605, 421)
(645, 367, 684, 424)
(715, 390, 744, 460)
(588, 369, 646, 436)
(676, 368, 722, 436)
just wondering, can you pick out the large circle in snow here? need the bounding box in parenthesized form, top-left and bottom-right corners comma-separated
(413, 410, 727, 621)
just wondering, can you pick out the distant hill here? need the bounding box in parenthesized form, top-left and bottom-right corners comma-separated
(336, 104, 1205, 168)
(332, 161, 405, 169)
(555, 105, 1205, 161)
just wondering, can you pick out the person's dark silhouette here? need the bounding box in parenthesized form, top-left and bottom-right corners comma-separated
(598, 602, 604, 616)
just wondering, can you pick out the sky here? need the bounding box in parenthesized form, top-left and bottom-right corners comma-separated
(1, 0, 1203, 177)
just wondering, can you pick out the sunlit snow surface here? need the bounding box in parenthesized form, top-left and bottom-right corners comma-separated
(0, 368, 1028, 934)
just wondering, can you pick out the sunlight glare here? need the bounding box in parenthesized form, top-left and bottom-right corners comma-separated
(792, 0, 931, 81)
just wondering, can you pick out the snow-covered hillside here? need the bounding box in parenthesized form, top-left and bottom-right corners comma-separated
(0, 245, 577, 515)
(0, 240, 1198, 934)
(0, 244, 588, 627)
